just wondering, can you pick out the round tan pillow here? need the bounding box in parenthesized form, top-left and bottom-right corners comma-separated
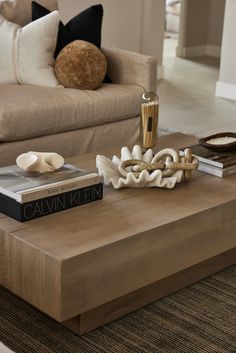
(55, 40, 107, 90)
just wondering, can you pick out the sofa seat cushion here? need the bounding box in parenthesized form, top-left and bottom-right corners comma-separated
(0, 84, 143, 142)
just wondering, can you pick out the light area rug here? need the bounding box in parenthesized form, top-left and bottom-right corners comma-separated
(0, 342, 14, 353)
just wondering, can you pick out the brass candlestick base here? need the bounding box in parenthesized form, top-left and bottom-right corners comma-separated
(141, 92, 159, 150)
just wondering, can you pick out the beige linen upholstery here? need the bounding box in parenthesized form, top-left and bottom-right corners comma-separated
(0, 117, 140, 166)
(0, 0, 58, 26)
(102, 47, 157, 93)
(0, 11, 60, 86)
(0, 83, 143, 142)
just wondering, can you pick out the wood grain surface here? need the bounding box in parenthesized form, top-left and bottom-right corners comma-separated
(0, 133, 236, 329)
(62, 247, 236, 335)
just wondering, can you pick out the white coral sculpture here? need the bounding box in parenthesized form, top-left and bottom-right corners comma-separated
(96, 145, 183, 189)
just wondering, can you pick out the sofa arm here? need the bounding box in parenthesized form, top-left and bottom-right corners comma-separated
(102, 47, 157, 92)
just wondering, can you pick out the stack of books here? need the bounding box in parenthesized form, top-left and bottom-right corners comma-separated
(181, 144, 236, 178)
(0, 163, 103, 222)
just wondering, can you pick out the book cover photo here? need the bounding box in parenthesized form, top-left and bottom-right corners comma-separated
(0, 164, 101, 203)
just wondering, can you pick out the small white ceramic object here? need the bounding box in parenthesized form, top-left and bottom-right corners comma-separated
(96, 145, 183, 189)
(16, 151, 64, 173)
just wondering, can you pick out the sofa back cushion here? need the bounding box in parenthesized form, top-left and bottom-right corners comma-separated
(0, 0, 58, 26)
(0, 11, 60, 87)
(32, 2, 103, 57)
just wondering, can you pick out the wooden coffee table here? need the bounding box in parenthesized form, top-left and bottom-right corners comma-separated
(0, 134, 236, 335)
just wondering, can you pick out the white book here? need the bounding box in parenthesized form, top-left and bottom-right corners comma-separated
(0, 163, 102, 203)
(198, 162, 236, 178)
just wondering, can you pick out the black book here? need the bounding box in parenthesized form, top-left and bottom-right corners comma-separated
(0, 183, 103, 222)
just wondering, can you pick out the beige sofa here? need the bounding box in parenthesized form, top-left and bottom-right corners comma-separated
(0, 0, 157, 166)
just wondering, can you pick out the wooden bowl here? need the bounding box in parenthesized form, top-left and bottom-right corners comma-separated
(199, 132, 236, 152)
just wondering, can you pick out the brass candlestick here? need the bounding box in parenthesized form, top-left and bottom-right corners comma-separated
(141, 92, 159, 150)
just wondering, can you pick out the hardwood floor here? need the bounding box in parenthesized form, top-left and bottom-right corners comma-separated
(159, 45, 236, 137)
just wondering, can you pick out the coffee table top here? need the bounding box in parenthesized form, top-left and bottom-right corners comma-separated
(1, 133, 236, 261)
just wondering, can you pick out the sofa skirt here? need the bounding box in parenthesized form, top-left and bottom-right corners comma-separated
(0, 117, 140, 166)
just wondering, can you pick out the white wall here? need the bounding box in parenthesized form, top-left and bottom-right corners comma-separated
(177, 0, 225, 58)
(59, 0, 143, 53)
(58, 0, 165, 71)
(207, 0, 225, 46)
(216, 0, 236, 100)
(184, 0, 209, 47)
(142, 0, 165, 68)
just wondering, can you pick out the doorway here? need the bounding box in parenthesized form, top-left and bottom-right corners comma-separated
(163, 0, 182, 59)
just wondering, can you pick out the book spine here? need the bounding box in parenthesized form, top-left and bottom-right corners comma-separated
(221, 168, 236, 177)
(199, 162, 236, 178)
(198, 164, 223, 177)
(0, 184, 103, 222)
(197, 157, 223, 168)
(21, 175, 102, 203)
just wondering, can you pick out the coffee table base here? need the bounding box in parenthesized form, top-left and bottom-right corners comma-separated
(62, 248, 236, 335)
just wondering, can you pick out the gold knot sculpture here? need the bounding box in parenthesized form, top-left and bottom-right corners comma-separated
(119, 148, 198, 182)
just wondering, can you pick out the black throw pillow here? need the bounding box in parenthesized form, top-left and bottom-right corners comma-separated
(32, 2, 103, 57)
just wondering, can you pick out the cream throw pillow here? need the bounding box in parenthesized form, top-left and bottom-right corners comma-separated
(0, 0, 58, 26)
(0, 11, 60, 87)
